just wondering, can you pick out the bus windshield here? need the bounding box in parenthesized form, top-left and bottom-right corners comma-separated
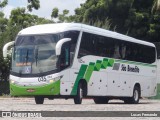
(11, 31, 79, 75)
(12, 34, 58, 75)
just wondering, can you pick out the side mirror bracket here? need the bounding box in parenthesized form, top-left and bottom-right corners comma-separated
(3, 41, 15, 58)
(55, 38, 71, 56)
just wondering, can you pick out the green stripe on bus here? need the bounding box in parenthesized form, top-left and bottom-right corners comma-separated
(94, 60, 102, 71)
(70, 58, 115, 95)
(71, 64, 88, 95)
(101, 58, 108, 69)
(108, 59, 114, 67)
(71, 57, 156, 95)
(84, 62, 95, 82)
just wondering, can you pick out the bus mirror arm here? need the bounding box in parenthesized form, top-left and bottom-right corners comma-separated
(55, 38, 71, 56)
(3, 41, 15, 58)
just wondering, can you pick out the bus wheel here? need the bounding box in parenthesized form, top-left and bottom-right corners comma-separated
(74, 83, 83, 104)
(93, 97, 109, 104)
(35, 96, 44, 104)
(124, 86, 140, 104)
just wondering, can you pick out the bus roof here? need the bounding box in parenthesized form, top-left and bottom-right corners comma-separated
(18, 23, 155, 47)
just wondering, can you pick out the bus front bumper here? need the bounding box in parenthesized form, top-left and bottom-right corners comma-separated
(10, 80, 60, 96)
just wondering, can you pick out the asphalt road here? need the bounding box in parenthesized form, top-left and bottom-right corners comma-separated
(0, 98, 160, 120)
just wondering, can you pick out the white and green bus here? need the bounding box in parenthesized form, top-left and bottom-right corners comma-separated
(3, 23, 157, 104)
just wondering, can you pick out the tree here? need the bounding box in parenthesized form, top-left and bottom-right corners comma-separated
(58, 9, 70, 22)
(67, 0, 160, 42)
(27, 0, 40, 12)
(0, 12, 8, 33)
(51, 7, 59, 18)
(152, 0, 160, 14)
(0, 0, 8, 8)
(51, 8, 70, 23)
(0, 1, 9, 92)
(71, 0, 132, 31)
(0, 11, 8, 54)
(63, 9, 69, 15)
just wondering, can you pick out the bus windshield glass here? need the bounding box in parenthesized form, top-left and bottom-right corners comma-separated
(11, 31, 79, 75)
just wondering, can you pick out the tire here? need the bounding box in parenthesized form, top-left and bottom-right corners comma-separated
(74, 83, 83, 104)
(35, 96, 44, 104)
(93, 97, 109, 104)
(124, 86, 140, 104)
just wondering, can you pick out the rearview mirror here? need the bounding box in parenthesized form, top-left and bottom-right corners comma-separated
(3, 41, 15, 58)
(55, 38, 71, 56)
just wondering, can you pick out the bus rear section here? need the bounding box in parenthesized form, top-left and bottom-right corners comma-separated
(74, 30, 157, 104)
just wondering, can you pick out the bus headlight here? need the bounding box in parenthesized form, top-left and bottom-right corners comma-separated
(49, 75, 63, 83)
(11, 80, 15, 84)
(49, 80, 54, 83)
(10, 80, 18, 84)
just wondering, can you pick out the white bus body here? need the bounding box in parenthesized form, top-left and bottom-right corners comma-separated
(4, 23, 157, 104)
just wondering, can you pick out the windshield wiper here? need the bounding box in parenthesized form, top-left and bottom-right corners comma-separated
(25, 49, 29, 66)
(34, 47, 43, 73)
(35, 47, 38, 66)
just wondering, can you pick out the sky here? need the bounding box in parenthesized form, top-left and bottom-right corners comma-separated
(2, 0, 86, 19)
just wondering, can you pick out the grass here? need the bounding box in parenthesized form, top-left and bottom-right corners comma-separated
(150, 84, 160, 99)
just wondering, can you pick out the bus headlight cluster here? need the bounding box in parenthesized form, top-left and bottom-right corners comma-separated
(10, 80, 18, 84)
(11, 80, 15, 84)
(49, 75, 63, 83)
(49, 80, 54, 83)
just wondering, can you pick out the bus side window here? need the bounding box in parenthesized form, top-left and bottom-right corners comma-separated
(95, 36, 105, 57)
(113, 44, 121, 59)
(78, 32, 95, 58)
(125, 46, 131, 60)
(119, 43, 126, 59)
(65, 31, 79, 64)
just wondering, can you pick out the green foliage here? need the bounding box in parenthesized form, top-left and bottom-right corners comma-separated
(0, 57, 10, 95)
(54, 0, 111, 28)
(124, 0, 160, 42)
(71, 0, 134, 31)
(56, 9, 70, 23)
(65, 0, 160, 42)
(148, 14, 160, 42)
(152, 0, 160, 14)
(27, 0, 40, 12)
(0, 12, 8, 33)
(63, 9, 69, 15)
(9, 7, 53, 29)
(0, 0, 8, 8)
(51, 7, 59, 18)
